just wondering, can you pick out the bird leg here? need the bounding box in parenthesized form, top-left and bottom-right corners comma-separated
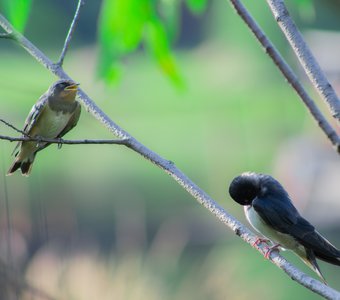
(35, 136, 43, 148)
(252, 237, 271, 248)
(264, 244, 281, 259)
(57, 138, 63, 149)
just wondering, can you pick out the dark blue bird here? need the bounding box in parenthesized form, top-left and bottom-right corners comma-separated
(229, 172, 340, 282)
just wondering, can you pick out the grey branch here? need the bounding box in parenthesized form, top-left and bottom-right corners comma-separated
(0, 118, 128, 145)
(266, 0, 340, 120)
(229, 0, 340, 153)
(57, 0, 84, 66)
(0, 134, 128, 146)
(0, 8, 339, 300)
(0, 32, 13, 39)
(0, 118, 27, 135)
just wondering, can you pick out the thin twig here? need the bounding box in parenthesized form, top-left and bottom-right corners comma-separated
(266, 0, 340, 120)
(0, 119, 27, 135)
(0, 134, 128, 145)
(0, 10, 339, 300)
(57, 0, 84, 66)
(228, 0, 340, 152)
(0, 118, 128, 145)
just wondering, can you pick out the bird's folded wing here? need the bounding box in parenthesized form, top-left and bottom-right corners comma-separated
(23, 94, 48, 134)
(253, 196, 340, 262)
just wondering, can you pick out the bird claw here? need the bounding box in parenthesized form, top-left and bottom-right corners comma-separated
(57, 138, 63, 149)
(264, 244, 281, 259)
(35, 136, 43, 148)
(252, 237, 271, 248)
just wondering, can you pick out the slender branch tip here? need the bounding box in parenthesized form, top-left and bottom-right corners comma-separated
(57, 0, 84, 66)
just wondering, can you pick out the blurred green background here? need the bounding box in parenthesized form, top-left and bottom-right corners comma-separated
(1, 0, 340, 299)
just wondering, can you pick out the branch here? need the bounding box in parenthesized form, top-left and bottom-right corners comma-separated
(0, 32, 13, 39)
(0, 134, 128, 146)
(57, 0, 84, 66)
(0, 118, 27, 135)
(228, 0, 340, 153)
(0, 117, 128, 145)
(0, 10, 339, 300)
(266, 0, 340, 120)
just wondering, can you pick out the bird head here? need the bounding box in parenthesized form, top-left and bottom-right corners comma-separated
(228, 172, 261, 206)
(49, 80, 79, 99)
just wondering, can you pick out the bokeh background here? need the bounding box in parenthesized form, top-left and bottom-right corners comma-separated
(1, 0, 340, 299)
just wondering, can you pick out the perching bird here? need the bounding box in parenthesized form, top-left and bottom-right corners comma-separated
(7, 79, 81, 176)
(228, 172, 340, 282)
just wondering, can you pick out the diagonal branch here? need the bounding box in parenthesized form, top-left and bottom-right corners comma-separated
(57, 0, 84, 67)
(0, 10, 339, 300)
(0, 118, 27, 135)
(266, 0, 340, 120)
(228, 0, 340, 153)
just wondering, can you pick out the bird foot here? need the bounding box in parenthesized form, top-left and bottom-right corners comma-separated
(252, 237, 271, 248)
(57, 138, 63, 149)
(35, 136, 43, 148)
(264, 244, 281, 259)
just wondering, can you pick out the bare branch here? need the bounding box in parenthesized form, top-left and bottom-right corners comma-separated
(0, 134, 128, 146)
(0, 118, 128, 145)
(228, 0, 340, 152)
(57, 0, 84, 66)
(0, 119, 27, 135)
(0, 10, 339, 300)
(266, 0, 340, 120)
(0, 33, 13, 39)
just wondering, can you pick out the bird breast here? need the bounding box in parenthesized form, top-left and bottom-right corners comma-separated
(37, 107, 72, 138)
(244, 205, 303, 252)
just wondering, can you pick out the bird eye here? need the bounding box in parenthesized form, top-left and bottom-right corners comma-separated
(56, 82, 70, 90)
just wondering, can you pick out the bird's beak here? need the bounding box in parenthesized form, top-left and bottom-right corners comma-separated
(65, 83, 80, 91)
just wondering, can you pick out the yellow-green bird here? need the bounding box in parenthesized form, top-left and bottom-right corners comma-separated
(7, 79, 81, 176)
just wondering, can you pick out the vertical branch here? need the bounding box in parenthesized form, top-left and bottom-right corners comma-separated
(266, 0, 340, 120)
(228, 0, 340, 151)
(56, 0, 85, 66)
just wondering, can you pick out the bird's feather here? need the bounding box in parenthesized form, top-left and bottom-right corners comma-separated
(23, 94, 48, 134)
(253, 195, 340, 265)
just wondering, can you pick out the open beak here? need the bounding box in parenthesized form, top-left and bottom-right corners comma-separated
(65, 83, 80, 91)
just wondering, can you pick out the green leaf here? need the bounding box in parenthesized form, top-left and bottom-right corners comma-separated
(144, 17, 184, 87)
(97, 0, 184, 86)
(185, 0, 208, 15)
(0, 0, 32, 32)
(98, 0, 151, 83)
(159, 0, 181, 40)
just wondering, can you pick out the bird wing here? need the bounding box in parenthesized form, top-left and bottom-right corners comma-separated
(252, 195, 302, 234)
(11, 94, 48, 156)
(253, 196, 340, 263)
(23, 94, 48, 134)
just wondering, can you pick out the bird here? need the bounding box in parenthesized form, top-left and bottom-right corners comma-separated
(228, 171, 340, 283)
(7, 79, 81, 176)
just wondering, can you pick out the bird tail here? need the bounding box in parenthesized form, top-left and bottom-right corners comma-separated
(303, 248, 327, 284)
(7, 156, 35, 176)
